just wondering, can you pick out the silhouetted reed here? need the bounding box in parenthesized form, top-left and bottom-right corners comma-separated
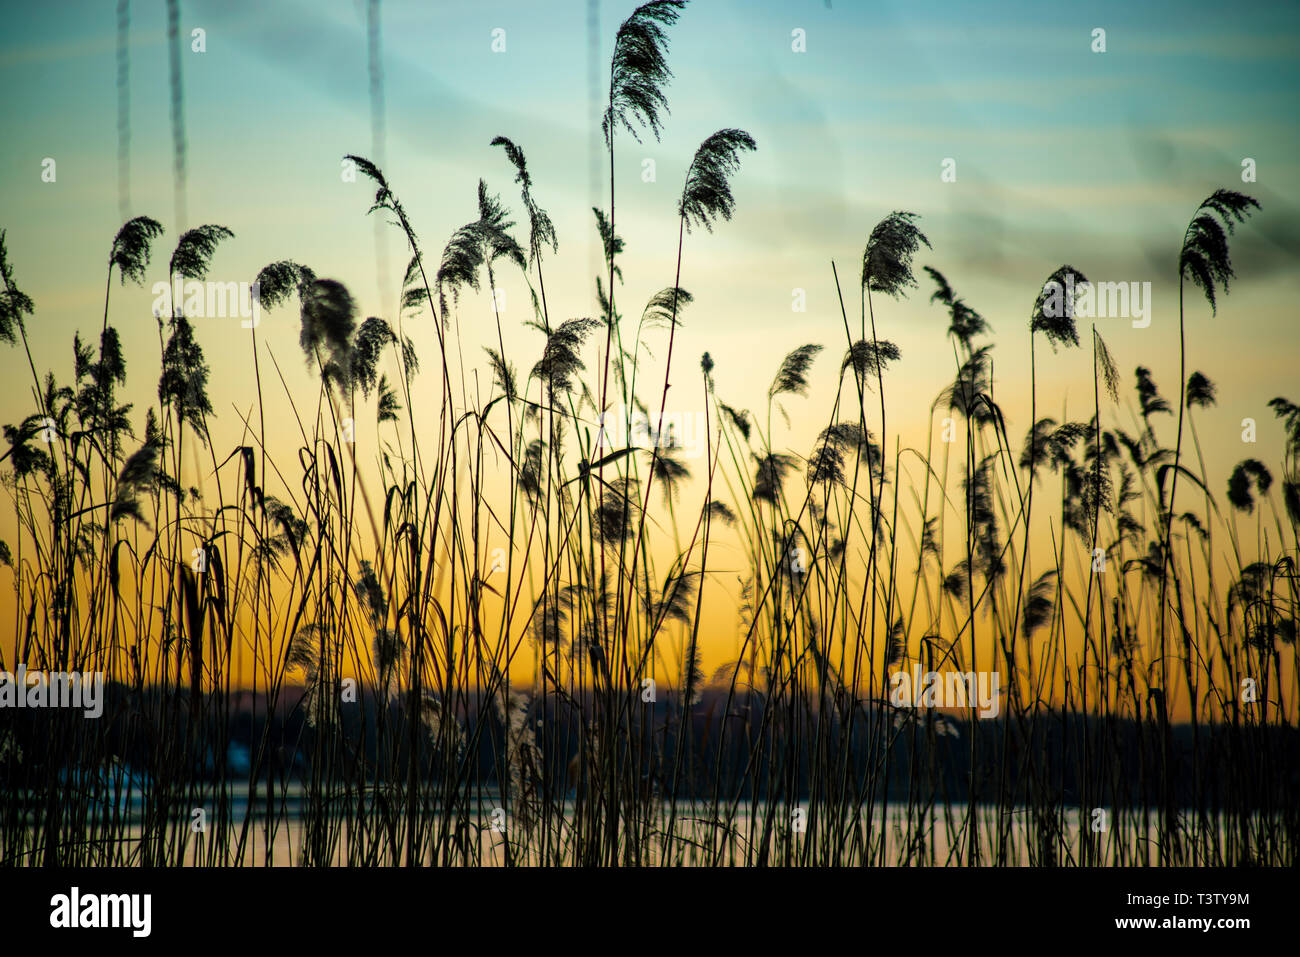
(0, 1, 1294, 869)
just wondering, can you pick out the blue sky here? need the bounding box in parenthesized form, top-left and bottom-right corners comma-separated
(2, 0, 1299, 530)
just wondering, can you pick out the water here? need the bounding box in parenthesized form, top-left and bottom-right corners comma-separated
(5, 782, 1269, 865)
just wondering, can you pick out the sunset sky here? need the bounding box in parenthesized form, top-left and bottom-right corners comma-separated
(2, 0, 1298, 701)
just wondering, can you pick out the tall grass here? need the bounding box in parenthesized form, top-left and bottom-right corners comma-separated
(1, 0, 1296, 868)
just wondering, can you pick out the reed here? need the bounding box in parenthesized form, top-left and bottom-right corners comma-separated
(0, 1, 1295, 869)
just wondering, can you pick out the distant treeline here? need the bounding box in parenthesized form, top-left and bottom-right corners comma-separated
(3, 682, 1296, 809)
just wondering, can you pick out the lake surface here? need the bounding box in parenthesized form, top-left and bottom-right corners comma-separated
(5, 782, 1259, 865)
